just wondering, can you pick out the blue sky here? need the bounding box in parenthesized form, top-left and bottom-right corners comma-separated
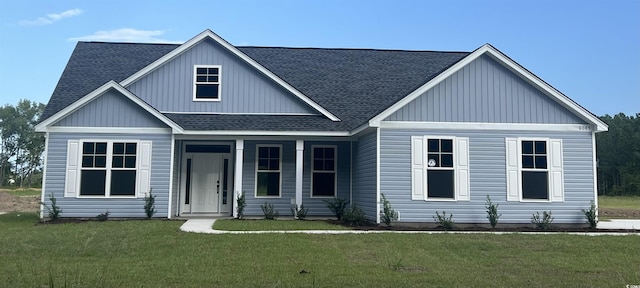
(0, 0, 638, 116)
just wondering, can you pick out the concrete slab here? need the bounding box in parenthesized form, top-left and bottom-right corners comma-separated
(598, 219, 640, 230)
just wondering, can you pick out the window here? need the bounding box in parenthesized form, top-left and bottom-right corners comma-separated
(411, 136, 470, 201)
(64, 140, 152, 198)
(312, 146, 336, 197)
(506, 138, 564, 202)
(194, 65, 221, 101)
(256, 145, 281, 197)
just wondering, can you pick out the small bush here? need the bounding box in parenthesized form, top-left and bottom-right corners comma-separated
(236, 193, 246, 219)
(40, 193, 62, 220)
(582, 201, 598, 229)
(144, 188, 156, 219)
(291, 204, 309, 220)
(380, 193, 397, 226)
(433, 211, 455, 230)
(485, 195, 501, 228)
(325, 198, 349, 220)
(96, 210, 110, 222)
(261, 203, 279, 220)
(531, 211, 554, 230)
(342, 205, 368, 226)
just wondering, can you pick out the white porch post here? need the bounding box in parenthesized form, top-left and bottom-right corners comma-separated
(295, 140, 304, 215)
(233, 139, 244, 218)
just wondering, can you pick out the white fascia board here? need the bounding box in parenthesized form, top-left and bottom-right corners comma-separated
(380, 121, 597, 132)
(46, 127, 172, 134)
(35, 81, 184, 134)
(119, 29, 340, 122)
(179, 130, 351, 137)
(368, 44, 608, 132)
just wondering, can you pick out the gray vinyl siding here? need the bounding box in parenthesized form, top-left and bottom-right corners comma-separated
(302, 141, 351, 216)
(379, 128, 594, 224)
(42, 132, 172, 218)
(53, 89, 167, 128)
(352, 130, 378, 221)
(385, 55, 585, 124)
(126, 38, 317, 115)
(242, 140, 297, 216)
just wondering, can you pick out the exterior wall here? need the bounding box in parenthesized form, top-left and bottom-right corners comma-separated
(351, 130, 378, 221)
(53, 89, 167, 128)
(42, 132, 172, 218)
(385, 55, 586, 124)
(379, 128, 594, 224)
(126, 39, 317, 114)
(302, 141, 351, 216)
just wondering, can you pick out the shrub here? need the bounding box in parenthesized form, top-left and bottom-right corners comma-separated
(342, 205, 368, 226)
(433, 211, 455, 230)
(144, 188, 156, 219)
(236, 193, 246, 219)
(261, 203, 279, 220)
(40, 193, 62, 220)
(582, 201, 598, 229)
(531, 211, 554, 230)
(325, 198, 349, 220)
(485, 195, 501, 228)
(291, 204, 309, 220)
(380, 193, 397, 226)
(96, 210, 110, 222)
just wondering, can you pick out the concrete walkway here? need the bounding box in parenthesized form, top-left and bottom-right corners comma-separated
(598, 219, 640, 230)
(179, 219, 640, 236)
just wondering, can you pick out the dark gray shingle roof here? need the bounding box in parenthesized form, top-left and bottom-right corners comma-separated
(42, 41, 470, 131)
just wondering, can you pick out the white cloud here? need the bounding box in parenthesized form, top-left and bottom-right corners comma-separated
(67, 28, 181, 43)
(19, 9, 83, 26)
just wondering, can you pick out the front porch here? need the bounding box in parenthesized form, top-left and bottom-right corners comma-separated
(170, 138, 353, 218)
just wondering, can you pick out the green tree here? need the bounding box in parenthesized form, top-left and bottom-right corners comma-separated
(596, 113, 640, 196)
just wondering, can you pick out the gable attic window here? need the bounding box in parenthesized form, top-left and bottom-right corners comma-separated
(193, 65, 221, 101)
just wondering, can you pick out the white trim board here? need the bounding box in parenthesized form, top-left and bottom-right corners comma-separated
(368, 44, 608, 132)
(44, 127, 172, 134)
(35, 81, 184, 134)
(119, 29, 340, 122)
(379, 121, 596, 132)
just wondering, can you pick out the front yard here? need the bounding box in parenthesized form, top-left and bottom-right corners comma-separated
(0, 212, 638, 287)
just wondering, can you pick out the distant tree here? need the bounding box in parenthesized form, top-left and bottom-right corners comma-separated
(596, 113, 640, 196)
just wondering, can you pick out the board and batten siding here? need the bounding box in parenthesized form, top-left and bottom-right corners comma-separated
(53, 89, 168, 128)
(301, 141, 351, 216)
(351, 130, 378, 221)
(379, 128, 594, 224)
(385, 55, 586, 124)
(42, 132, 172, 218)
(126, 38, 317, 115)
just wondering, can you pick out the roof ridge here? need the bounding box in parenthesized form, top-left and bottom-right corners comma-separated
(238, 46, 470, 53)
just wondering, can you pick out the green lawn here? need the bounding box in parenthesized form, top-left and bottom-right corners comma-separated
(214, 219, 349, 231)
(599, 195, 640, 209)
(1, 213, 638, 287)
(1, 188, 41, 196)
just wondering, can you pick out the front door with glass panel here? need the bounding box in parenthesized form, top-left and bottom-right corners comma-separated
(181, 144, 232, 215)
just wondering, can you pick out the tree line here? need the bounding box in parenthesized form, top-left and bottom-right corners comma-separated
(0, 100, 638, 195)
(0, 99, 45, 187)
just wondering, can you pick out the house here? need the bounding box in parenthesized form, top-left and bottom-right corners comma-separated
(36, 29, 607, 224)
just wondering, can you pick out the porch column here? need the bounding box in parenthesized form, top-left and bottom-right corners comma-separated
(295, 140, 304, 213)
(233, 139, 244, 218)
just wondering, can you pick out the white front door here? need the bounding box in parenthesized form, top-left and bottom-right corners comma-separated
(181, 149, 233, 215)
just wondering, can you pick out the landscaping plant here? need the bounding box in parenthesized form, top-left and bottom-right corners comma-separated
(531, 211, 554, 230)
(582, 201, 598, 229)
(485, 195, 501, 228)
(291, 204, 309, 220)
(144, 188, 156, 219)
(380, 193, 397, 226)
(341, 204, 368, 226)
(261, 203, 279, 220)
(96, 210, 110, 222)
(433, 211, 455, 230)
(325, 198, 349, 220)
(40, 193, 62, 220)
(236, 193, 246, 219)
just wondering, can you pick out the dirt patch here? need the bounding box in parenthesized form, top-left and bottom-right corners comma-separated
(0, 191, 40, 212)
(599, 208, 640, 219)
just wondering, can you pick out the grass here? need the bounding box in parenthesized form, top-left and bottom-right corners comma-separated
(1, 187, 41, 196)
(599, 195, 640, 209)
(213, 219, 349, 231)
(1, 212, 639, 287)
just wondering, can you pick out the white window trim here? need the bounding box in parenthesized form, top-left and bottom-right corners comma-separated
(411, 136, 470, 202)
(254, 144, 282, 198)
(75, 139, 142, 198)
(310, 145, 337, 198)
(506, 137, 564, 203)
(193, 65, 222, 102)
